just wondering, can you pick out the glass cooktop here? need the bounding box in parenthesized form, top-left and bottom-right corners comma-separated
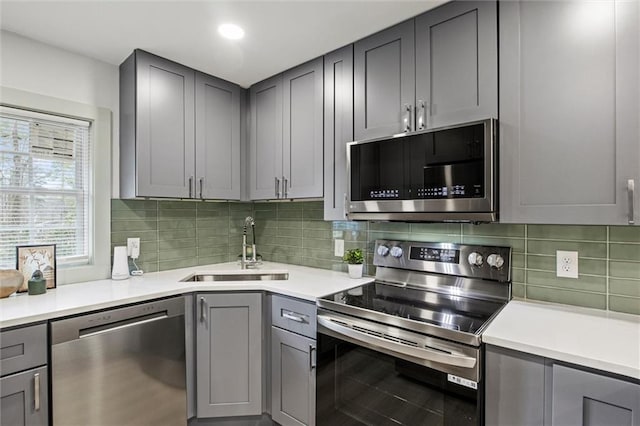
(319, 281, 506, 336)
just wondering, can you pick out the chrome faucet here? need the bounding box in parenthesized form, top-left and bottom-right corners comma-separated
(241, 216, 258, 269)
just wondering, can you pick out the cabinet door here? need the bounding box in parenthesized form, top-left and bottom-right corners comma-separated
(415, 1, 497, 129)
(500, 0, 640, 224)
(271, 327, 316, 426)
(283, 58, 324, 199)
(354, 20, 415, 140)
(485, 346, 545, 426)
(0, 367, 48, 426)
(249, 75, 283, 200)
(324, 45, 354, 221)
(196, 293, 262, 418)
(136, 50, 195, 198)
(195, 72, 241, 200)
(552, 364, 640, 426)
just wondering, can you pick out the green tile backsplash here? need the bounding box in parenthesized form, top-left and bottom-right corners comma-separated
(111, 200, 640, 316)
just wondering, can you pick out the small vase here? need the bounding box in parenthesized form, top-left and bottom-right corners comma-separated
(348, 264, 363, 279)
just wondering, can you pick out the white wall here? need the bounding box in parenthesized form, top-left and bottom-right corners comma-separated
(0, 30, 120, 197)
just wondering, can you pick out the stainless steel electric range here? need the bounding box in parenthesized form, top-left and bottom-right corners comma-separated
(316, 240, 512, 426)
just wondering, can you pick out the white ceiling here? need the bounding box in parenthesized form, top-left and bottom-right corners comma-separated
(0, 0, 447, 88)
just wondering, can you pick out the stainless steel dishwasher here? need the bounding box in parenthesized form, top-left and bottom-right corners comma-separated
(51, 296, 187, 426)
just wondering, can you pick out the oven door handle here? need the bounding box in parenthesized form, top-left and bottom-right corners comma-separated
(317, 315, 477, 368)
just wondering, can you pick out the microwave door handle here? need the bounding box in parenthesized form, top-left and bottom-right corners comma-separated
(317, 315, 476, 368)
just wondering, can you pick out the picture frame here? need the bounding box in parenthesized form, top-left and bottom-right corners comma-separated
(16, 244, 57, 292)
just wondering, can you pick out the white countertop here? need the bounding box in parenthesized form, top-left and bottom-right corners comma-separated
(0, 262, 373, 329)
(483, 300, 640, 380)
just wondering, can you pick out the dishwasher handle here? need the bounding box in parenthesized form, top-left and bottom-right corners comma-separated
(79, 312, 168, 339)
(51, 297, 185, 345)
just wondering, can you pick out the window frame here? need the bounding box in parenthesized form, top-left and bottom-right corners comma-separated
(1, 86, 111, 284)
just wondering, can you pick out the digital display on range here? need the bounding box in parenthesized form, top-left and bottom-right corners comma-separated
(409, 247, 460, 264)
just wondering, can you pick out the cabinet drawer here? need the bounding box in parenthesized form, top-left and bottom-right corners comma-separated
(0, 324, 47, 377)
(271, 295, 316, 339)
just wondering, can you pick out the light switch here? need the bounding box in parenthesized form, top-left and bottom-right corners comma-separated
(334, 239, 345, 257)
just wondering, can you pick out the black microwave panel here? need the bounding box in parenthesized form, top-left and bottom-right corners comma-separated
(350, 123, 487, 202)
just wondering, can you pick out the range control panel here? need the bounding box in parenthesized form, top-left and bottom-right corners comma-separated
(373, 240, 512, 283)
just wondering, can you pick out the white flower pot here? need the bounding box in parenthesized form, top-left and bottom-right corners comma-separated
(348, 264, 363, 279)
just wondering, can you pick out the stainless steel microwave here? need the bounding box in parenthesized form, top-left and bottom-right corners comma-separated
(346, 119, 497, 222)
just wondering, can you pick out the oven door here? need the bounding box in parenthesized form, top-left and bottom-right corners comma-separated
(317, 311, 481, 426)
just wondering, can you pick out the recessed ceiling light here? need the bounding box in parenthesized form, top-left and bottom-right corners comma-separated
(218, 23, 244, 40)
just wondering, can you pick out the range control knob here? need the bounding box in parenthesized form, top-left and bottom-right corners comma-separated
(467, 252, 484, 267)
(377, 245, 390, 257)
(487, 254, 505, 269)
(390, 246, 403, 258)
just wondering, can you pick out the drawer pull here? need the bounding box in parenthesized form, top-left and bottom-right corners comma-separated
(282, 311, 305, 323)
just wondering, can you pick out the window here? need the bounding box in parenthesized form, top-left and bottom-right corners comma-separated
(0, 106, 91, 268)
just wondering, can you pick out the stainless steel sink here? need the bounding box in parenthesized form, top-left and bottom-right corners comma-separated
(181, 272, 289, 282)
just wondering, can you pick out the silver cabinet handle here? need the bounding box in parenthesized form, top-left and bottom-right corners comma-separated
(34, 372, 40, 411)
(343, 193, 348, 220)
(402, 104, 412, 133)
(275, 177, 281, 199)
(199, 177, 204, 200)
(283, 176, 288, 199)
(628, 179, 635, 225)
(318, 314, 476, 368)
(200, 297, 206, 322)
(282, 311, 305, 323)
(188, 176, 193, 198)
(309, 345, 316, 370)
(417, 100, 426, 131)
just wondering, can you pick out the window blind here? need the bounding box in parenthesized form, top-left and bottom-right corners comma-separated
(0, 106, 91, 269)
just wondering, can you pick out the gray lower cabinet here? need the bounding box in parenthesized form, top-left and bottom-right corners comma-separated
(249, 58, 323, 201)
(499, 0, 640, 224)
(486, 345, 640, 426)
(196, 293, 263, 418)
(0, 367, 48, 426)
(271, 327, 316, 426)
(485, 345, 546, 426)
(120, 49, 242, 200)
(323, 45, 353, 221)
(354, 20, 415, 140)
(415, 1, 498, 129)
(551, 364, 640, 426)
(270, 295, 317, 426)
(0, 324, 48, 426)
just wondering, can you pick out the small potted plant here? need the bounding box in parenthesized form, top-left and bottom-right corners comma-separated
(343, 248, 364, 279)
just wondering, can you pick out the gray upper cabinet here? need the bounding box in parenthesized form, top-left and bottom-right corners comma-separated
(283, 58, 324, 199)
(324, 45, 354, 221)
(196, 293, 262, 418)
(121, 50, 195, 198)
(415, 1, 498, 129)
(120, 50, 242, 200)
(354, 20, 415, 140)
(195, 72, 241, 200)
(499, 0, 640, 225)
(552, 364, 640, 426)
(249, 59, 323, 200)
(249, 74, 283, 200)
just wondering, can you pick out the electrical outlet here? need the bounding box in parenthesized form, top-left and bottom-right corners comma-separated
(127, 238, 140, 259)
(334, 239, 345, 257)
(556, 250, 578, 278)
